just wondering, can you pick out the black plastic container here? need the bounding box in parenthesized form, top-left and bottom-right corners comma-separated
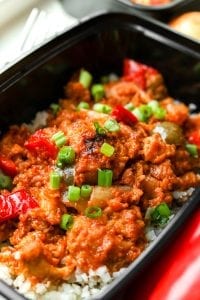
(0, 11, 200, 300)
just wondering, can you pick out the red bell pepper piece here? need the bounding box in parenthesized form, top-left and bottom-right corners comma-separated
(0, 155, 18, 177)
(0, 189, 38, 222)
(122, 59, 158, 90)
(25, 129, 58, 159)
(188, 130, 200, 147)
(112, 105, 138, 126)
(125, 208, 200, 300)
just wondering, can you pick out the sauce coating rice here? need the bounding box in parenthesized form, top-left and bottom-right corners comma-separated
(0, 59, 200, 299)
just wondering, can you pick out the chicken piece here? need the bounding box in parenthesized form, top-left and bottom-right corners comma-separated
(149, 160, 177, 190)
(64, 82, 91, 102)
(105, 81, 150, 107)
(39, 187, 66, 225)
(88, 186, 143, 211)
(146, 72, 168, 100)
(143, 133, 175, 164)
(14, 160, 51, 190)
(176, 172, 200, 190)
(120, 161, 146, 187)
(10, 208, 64, 246)
(0, 125, 29, 156)
(67, 207, 145, 272)
(12, 233, 75, 282)
(58, 110, 145, 185)
(162, 97, 189, 125)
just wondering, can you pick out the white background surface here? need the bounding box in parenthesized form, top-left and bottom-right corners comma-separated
(0, 0, 78, 71)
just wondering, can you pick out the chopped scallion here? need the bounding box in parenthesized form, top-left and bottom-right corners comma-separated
(68, 186, 80, 202)
(185, 143, 198, 157)
(79, 69, 93, 88)
(133, 105, 152, 122)
(147, 101, 166, 120)
(100, 142, 115, 157)
(104, 119, 120, 132)
(77, 101, 90, 110)
(57, 146, 75, 168)
(94, 122, 107, 135)
(60, 214, 73, 230)
(81, 185, 92, 198)
(85, 206, 102, 218)
(51, 131, 67, 147)
(93, 103, 112, 114)
(147, 100, 159, 112)
(150, 203, 171, 227)
(124, 103, 134, 111)
(154, 107, 166, 120)
(0, 173, 12, 190)
(50, 103, 60, 115)
(98, 169, 113, 187)
(91, 84, 105, 101)
(50, 171, 61, 189)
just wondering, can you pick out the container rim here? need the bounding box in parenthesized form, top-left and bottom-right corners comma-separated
(0, 9, 200, 93)
(117, 0, 193, 11)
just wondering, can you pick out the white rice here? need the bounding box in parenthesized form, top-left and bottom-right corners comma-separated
(25, 111, 49, 132)
(172, 187, 195, 203)
(188, 103, 197, 112)
(0, 264, 125, 300)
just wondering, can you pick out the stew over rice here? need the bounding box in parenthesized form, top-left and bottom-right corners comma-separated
(0, 58, 199, 288)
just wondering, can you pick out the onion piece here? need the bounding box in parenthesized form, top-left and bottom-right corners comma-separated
(63, 166, 75, 185)
(89, 185, 132, 208)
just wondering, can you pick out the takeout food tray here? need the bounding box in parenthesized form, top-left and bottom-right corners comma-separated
(0, 10, 200, 300)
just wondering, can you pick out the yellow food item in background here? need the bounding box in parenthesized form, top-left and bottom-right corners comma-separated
(169, 12, 200, 41)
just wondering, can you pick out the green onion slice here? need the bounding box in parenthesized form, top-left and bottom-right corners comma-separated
(93, 103, 112, 114)
(94, 122, 107, 135)
(68, 186, 80, 202)
(133, 105, 152, 122)
(77, 101, 90, 110)
(57, 146, 75, 168)
(81, 185, 92, 198)
(98, 169, 113, 187)
(147, 101, 166, 120)
(51, 131, 67, 147)
(100, 142, 115, 157)
(50, 103, 60, 115)
(104, 119, 120, 132)
(124, 103, 135, 111)
(91, 84, 105, 102)
(147, 100, 159, 112)
(79, 69, 93, 88)
(85, 206, 102, 218)
(0, 173, 12, 190)
(60, 214, 73, 230)
(185, 143, 198, 157)
(150, 203, 171, 227)
(153, 107, 166, 120)
(50, 171, 61, 189)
